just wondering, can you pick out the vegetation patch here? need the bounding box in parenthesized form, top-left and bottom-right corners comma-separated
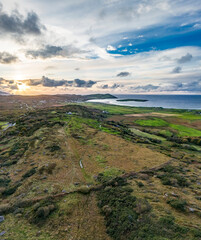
(2, 183, 21, 196)
(0, 177, 11, 187)
(97, 178, 194, 240)
(28, 200, 56, 224)
(167, 198, 187, 212)
(22, 168, 37, 180)
(157, 165, 189, 187)
(135, 118, 169, 127)
(97, 168, 123, 182)
(170, 124, 201, 137)
(96, 155, 107, 167)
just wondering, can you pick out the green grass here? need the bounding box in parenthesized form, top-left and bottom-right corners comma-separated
(130, 128, 165, 141)
(134, 118, 201, 137)
(82, 103, 201, 122)
(158, 129, 173, 137)
(135, 118, 169, 127)
(0, 121, 8, 130)
(82, 103, 153, 115)
(0, 214, 55, 240)
(96, 155, 108, 167)
(102, 167, 122, 179)
(179, 113, 201, 121)
(170, 124, 201, 137)
(0, 121, 8, 126)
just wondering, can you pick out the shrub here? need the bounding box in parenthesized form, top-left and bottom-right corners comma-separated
(97, 178, 193, 240)
(167, 199, 187, 212)
(22, 168, 36, 179)
(30, 201, 56, 224)
(159, 215, 175, 225)
(2, 183, 21, 196)
(157, 165, 189, 187)
(0, 177, 10, 187)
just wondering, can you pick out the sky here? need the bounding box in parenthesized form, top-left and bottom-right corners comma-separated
(0, 0, 201, 95)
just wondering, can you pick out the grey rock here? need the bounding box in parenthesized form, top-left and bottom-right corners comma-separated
(0, 216, 4, 223)
(188, 207, 195, 212)
(0, 231, 6, 236)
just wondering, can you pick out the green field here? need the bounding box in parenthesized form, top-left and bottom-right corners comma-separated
(170, 124, 201, 137)
(134, 118, 201, 137)
(135, 118, 169, 127)
(82, 103, 153, 115)
(130, 128, 165, 141)
(83, 102, 201, 117)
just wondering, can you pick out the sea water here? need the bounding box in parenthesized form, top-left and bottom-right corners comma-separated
(88, 95, 201, 110)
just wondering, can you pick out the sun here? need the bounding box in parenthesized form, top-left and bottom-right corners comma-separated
(17, 82, 29, 92)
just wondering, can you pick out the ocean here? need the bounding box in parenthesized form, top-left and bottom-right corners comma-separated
(88, 94, 201, 110)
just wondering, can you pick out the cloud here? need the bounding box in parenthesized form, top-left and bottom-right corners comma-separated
(44, 65, 57, 70)
(172, 66, 182, 73)
(130, 79, 201, 92)
(25, 76, 96, 88)
(131, 84, 159, 92)
(0, 52, 18, 64)
(0, 90, 9, 95)
(26, 45, 84, 59)
(107, 45, 116, 51)
(180, 80, 201, 92)
(0, 3, 45, 38)
(98, 83, 122, 89)
(116, 71, 131, 77)
(177, 53, 192, 64)
(26, 45, 63, 59)
(73, 79, 96, 87)
(9, 84, 18, 90)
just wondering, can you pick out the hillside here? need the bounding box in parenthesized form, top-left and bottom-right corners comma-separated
(0, 101, 201, 239)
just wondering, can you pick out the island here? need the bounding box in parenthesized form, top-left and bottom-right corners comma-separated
(84, 93, 117, 100)
(117, 98, 148, 102)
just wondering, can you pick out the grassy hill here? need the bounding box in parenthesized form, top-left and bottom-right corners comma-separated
(0, 102, 201, 239)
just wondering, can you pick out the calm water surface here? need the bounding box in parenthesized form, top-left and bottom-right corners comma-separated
(88, 95, 201, 110)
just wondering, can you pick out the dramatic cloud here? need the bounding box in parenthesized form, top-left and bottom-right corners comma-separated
(25, 76, 96, 88)
(172, 66, 182, 73)
(0, 1, 201, 95)
(0, 52, 18, 64)
(177, 53, 192, 64)
(116, 72, 131, 77)
(0, 3, 45, 37)
(26, 45, 84, 59)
